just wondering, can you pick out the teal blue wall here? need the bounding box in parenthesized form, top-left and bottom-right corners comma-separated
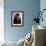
(4, 0, 40, 42)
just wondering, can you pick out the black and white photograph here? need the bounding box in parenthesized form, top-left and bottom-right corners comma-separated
(11, 11, 24, 26)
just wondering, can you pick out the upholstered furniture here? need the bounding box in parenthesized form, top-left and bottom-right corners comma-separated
(32, 25, 46, 46)
(17, 33, 33, 46)
(0, 41, 17, 46)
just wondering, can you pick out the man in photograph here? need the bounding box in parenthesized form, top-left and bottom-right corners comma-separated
(13, 13, 21, 24)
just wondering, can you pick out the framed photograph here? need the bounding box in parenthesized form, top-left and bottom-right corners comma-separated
(11, 11, 24, 27)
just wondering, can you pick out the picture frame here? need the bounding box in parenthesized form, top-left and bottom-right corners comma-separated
(11, 11, 24, 27)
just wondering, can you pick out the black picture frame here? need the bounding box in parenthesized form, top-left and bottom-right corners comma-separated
(11, 11, 24, 27)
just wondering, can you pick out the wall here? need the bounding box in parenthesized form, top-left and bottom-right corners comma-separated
(4, 0, 40, 42)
